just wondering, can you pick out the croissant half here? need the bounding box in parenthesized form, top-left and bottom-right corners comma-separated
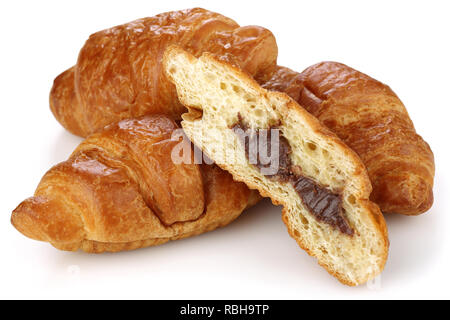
(164, 47, 388, 285)
(50, 8, 278, 137)
(11, 115, 258, 253)
(260, 64, 434, 215)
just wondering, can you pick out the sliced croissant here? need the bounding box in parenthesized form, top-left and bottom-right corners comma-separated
(164, 46, 388, 285)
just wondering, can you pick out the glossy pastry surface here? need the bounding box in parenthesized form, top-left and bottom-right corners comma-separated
(260, 63, 434, 215)
(50, 8, 278, 137)
(11, 115, 258, 253)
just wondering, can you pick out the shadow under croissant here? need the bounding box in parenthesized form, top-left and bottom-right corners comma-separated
(39, 199, 337, 287)
(41, 199, 285, 274)
(380, 208, 442, 285)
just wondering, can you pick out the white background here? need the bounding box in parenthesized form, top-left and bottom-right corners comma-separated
(1, 0, 449, 299)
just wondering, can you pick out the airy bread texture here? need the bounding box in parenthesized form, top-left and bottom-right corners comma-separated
(164, 46, 389, 285)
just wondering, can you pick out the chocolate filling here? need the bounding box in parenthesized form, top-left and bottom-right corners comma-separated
(231, 118, 354, 236)
(232, 119, 292, 180)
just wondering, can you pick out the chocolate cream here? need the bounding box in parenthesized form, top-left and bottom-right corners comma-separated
(232, 119, 354, 236)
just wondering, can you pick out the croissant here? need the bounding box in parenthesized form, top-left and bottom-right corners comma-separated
(164, 47, 388, 285)
(50, 8, 278, 137)
(11, 115, 259, 253)
(259, 63, 434, 215)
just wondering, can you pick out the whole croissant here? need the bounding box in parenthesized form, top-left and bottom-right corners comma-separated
(50, 8, 278, 137)
(259, 63, 434, 215)
(11, 115, 259, 253)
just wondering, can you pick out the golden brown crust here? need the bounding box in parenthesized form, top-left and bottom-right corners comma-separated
(260, 64, 435, 215)
(50, 8, 277, 137)
(11, 114, 258, 253)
